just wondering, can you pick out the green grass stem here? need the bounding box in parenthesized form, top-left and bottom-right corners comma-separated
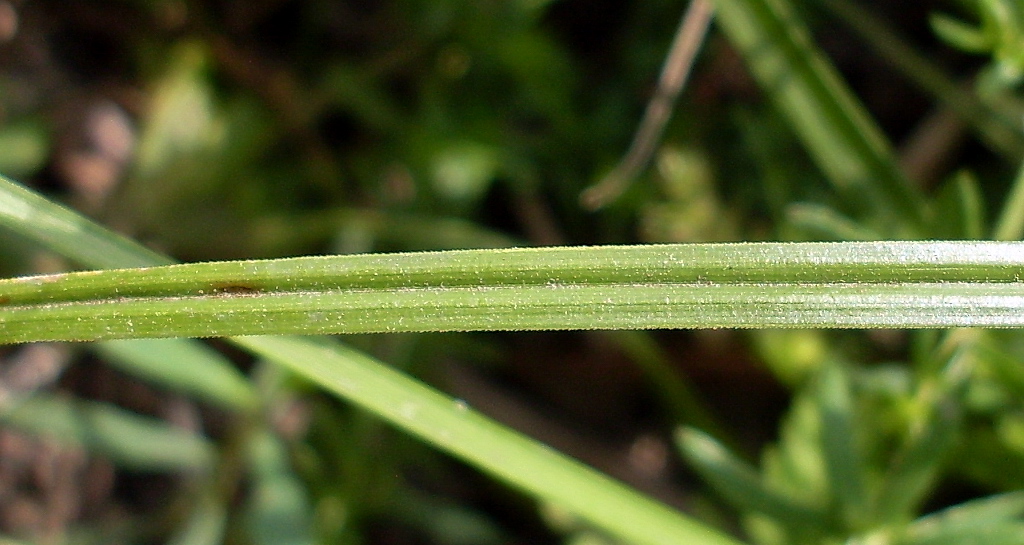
(3, 242, 1024, 343)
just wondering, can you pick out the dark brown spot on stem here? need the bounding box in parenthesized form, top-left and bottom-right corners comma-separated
(209, 283, 262, 296)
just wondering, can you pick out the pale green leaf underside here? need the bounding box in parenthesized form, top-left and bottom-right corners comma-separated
(1, 242, 1024, 344)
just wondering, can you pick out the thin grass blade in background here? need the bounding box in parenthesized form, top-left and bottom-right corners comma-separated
(994, 160, 1024, 241)
(676, 428, 829, 535)
(94, 339, 258, 412)
(816, 362, 870, 530)
(166, 492, 228, 545)
(0, 394, 214, 472)
(871, 345, 970, 525)
(821, 0, 1024, 162)
(709, 0, 926, 234)
(244, 335, 742, 545)
(0, 176, 172, 269)
(899, 491, 1024, 545)
(243, 429, 315, 545)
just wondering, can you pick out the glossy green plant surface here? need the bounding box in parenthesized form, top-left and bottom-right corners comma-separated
(2, 242, 1024, 343)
